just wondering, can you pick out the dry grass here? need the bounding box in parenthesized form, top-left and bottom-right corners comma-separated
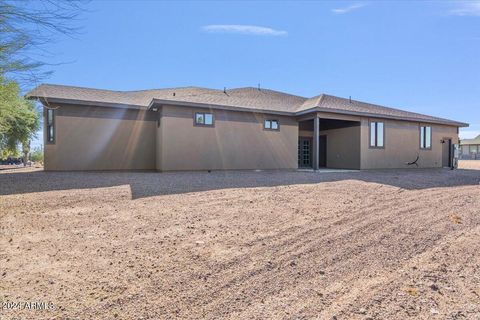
(450, 214, 463, 224)
(1, 167, 480, 319)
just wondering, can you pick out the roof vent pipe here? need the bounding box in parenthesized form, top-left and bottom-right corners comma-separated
(349, 96, 352, 103)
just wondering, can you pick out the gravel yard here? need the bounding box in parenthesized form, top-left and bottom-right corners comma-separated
(1, 164, 480, 319)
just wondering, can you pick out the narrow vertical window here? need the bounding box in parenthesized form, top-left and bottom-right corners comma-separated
(369, 121, 384, 148)
(425, 127, 431, 148)
(420, 126, 432, 149)
(370, 123, 376, 147)
(420, 126, 425, 148)
(376, 122, 384, 147)
(46, 109, 54, 143)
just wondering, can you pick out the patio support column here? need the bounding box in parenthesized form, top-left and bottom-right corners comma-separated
(313, 115, 320, 170)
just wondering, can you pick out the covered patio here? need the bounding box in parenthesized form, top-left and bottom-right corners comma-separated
(298, 114, 361, 170)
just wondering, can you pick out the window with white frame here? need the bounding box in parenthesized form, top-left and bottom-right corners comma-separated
(195, 112, 214, 126)
(369, 121, 384, 148)
(420, 126, 432, 149)
(264, 120, 279, 131)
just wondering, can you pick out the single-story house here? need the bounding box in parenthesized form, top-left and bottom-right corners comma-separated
(27, 84, 468, 171)
(459, 135, 480, 160)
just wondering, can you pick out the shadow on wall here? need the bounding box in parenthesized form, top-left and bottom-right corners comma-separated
(0, 168, 479, 200)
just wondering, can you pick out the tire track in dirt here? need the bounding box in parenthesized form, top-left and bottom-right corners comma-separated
(1, 169, 479, 319)
(143, 185, 479, 319)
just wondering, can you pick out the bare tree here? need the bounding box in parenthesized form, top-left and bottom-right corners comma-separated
(0, 0, 86, 85)
(0, 0, 86, 161)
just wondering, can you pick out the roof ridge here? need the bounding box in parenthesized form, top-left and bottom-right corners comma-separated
(299, 94, 324, 108)
(316, 94, 325, 107)
(38, 83, 140, 93)
(138, 86, 223, 93)
(38, 83, 219, 94)
(228, 87, 307, 99)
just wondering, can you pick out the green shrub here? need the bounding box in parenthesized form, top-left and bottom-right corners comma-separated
(30, 149, 43, 163)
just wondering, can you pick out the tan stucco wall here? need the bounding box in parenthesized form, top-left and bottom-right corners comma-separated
(157, 105, 298, 171)
(323, 126, 361, 169)
(360, 118, 459, 169)
(44, 105, 156, 171)
(42, 103, 460, 172)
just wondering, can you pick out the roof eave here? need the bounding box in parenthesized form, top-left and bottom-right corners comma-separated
(295, 106, 469, 127)
(27, 96, 146, 110)
(149, 98, 295, 116)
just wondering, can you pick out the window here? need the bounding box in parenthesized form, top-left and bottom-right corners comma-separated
(264, 120, 279, 131)
(46, 109, 54, 143)
(195, 112, 214, 126)
(471, 145, 478, 154)
(420, 126, 432, 149)
(369, 121, 384, 148)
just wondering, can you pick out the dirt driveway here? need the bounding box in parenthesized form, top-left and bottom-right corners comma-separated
(1, 166, 480, 319)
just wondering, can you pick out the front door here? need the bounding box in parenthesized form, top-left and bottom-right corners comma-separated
(442, 138, 451, 167)
(298, 137, 312, 168)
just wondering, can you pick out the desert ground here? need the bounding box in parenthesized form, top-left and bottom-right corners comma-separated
(1, 162, 480, 319)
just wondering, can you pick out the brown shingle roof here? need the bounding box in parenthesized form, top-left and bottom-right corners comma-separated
(26, 84, 305, 112)
(149, 86, 306, 113)
(26, 84, 468, 127)
(299, 94, 466, 126)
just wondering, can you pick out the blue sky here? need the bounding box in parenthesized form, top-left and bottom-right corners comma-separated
(32, 0, 480, 148)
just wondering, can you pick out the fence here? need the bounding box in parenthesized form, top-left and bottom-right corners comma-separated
(459, 154, 479, 160)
